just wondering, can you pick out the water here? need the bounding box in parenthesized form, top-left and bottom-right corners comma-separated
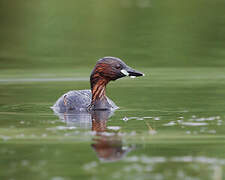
(1, 0, 225, 180)
(1, 69, 224, 180)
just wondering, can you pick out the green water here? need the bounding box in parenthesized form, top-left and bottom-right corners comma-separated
(0, 0, 225, 180)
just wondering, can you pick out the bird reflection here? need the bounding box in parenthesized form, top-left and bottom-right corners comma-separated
(91, 110, 133, 162)
(53, 109, 133, 162)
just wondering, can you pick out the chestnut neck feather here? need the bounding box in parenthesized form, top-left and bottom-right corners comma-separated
(91, 77, 108, 101)
(90, 65, 110, 109)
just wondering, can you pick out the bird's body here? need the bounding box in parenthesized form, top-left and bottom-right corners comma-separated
(52, 57, 144, 113)
(52, 89, 118, 113)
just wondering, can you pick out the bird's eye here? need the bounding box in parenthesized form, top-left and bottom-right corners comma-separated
(115, 64, 121, 69)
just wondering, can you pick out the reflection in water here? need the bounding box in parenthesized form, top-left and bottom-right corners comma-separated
(53, 110, 133, 162)
(53, 111, 93, 129)
(91, 111, 133, 162)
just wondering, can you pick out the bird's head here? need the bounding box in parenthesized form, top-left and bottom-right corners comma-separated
(90, 57, 144, 82)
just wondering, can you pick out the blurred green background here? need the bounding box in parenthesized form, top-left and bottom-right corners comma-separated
(1, 0, 225, 71)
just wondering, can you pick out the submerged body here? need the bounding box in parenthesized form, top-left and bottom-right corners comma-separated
(52, 57, 144, 113)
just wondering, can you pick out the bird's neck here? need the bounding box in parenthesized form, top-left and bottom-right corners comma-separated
(90, 75, 110, 110)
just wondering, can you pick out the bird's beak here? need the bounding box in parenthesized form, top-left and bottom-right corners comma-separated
(121, 66, 144, 78)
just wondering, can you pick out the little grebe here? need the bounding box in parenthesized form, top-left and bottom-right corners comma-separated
(52, 57, 144, 112)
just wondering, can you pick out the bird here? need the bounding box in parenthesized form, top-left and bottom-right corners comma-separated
(52, 56, 144, 112)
